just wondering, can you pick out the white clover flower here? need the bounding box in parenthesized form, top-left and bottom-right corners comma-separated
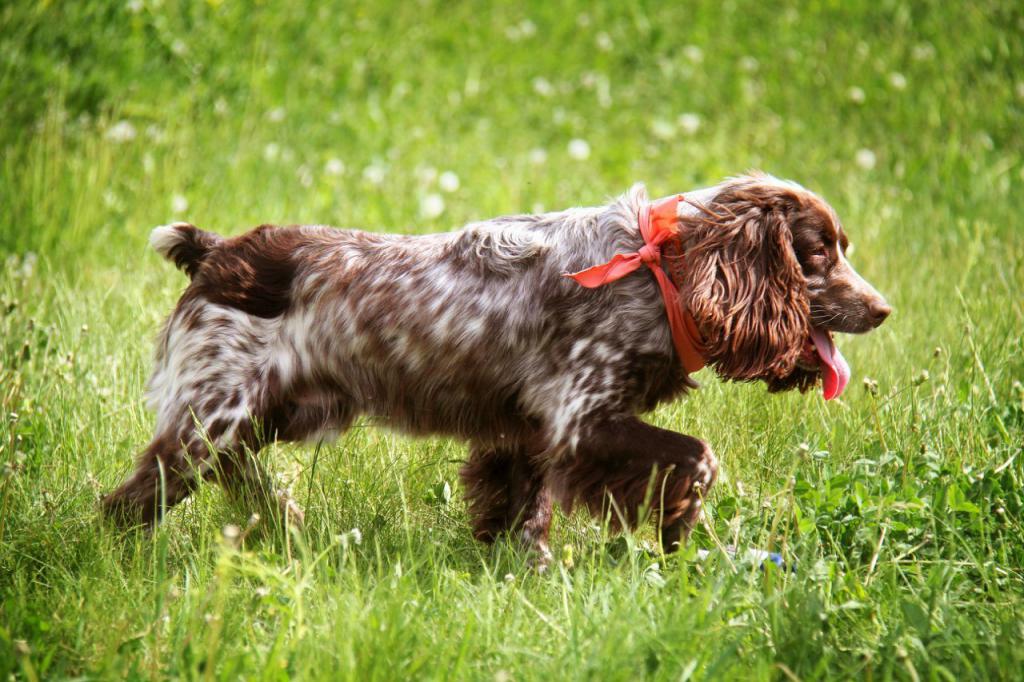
(847, 86, 866, 104)
(567, 138, 591, 160)
(650, 119, 675, 140)
(324, 158, 346, 176)
(439, 171, 460, 193)
(739, 56, 759, 72)
(171, 194, 189, 214)
(171, 39, 187, 57)
(420, 193, 445, 219)
(518, 19, 536, 38)
(105, 120, 137, 143)
(126, 0, 143, 14)
(911, 42, 936, 61)
(528, 148, 548, 165)
(855, 148, 877, 170)
(266, 107, 286, 123)
(888, 72, 907, 90)
(595, 32, 613, 52)
(263, 143, 280, 162)
(683, 45, 704, 63)
(677, 112, 701, 135)
(362, 163, 386, 185)
(532, 76, 554, 97)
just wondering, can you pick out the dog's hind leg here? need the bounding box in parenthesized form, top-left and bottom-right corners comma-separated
(102, 422, 213, 527)
(548, 416, 718, 553)
(460, 443, 553, 567)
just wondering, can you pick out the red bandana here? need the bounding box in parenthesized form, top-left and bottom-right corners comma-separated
(564, 194, 706, 374)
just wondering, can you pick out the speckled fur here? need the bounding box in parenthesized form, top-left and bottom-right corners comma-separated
(103, 173, 888, 562)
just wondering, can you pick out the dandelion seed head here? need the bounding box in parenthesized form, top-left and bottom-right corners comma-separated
(171, 194, 189, 214)
(567, 138, 591, 160)
(439, 171, 460, 193)
(855, 148, 877, 170)
(420, 193, 445, 219)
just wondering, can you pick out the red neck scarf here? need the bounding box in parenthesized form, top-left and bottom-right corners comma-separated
(564, 194, 706, 374)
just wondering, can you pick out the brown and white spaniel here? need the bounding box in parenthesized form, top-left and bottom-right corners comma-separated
(103, 172, 890, 565)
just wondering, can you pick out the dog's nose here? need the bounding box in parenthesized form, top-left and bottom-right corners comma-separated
(867, 299, 892, 327)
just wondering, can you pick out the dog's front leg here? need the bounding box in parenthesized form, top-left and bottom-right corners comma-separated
(460, 443, 553, 568)
(549, 416, 718, 553)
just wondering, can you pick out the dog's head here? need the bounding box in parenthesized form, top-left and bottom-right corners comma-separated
(677, 173, 890, 397)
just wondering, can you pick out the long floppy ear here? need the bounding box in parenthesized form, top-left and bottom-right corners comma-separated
(676, 181, 810, 382)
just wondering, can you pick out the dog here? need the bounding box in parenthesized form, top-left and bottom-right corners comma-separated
(103, 172, 890, 564)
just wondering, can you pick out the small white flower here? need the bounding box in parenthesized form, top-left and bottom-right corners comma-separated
(739, 56, 759, 72)
(576, 12, 591, 27)
(518, 19, 536, 38)
(888, 72, 907, 90)
(263, 143, 280, 162)
(105, 120, 137, 143)
(349, 527, 362, 545)
(324, 158, 346, 176)
(439, 171, 460, 193)
(363, 163, 386, 185)
(171, 194, 189, 214)
(677, 112, 701, 135)
(528, 148, 548, 165)
(683, 45, 704, 63)
(567, 138, 591, 160)
(126, 0, 143, 14)
(297, 164, 313, 187)
(266, 107, 286, 123)
(532, 76, 554, 97)
(847, 86, 866, 104)
(171, 39, 187, 57)
(595, 32, 613, 52)
(214, 97, 229, 116)
(855, 148, 877, 170)
(420, 193, 445, 219)
(911, 42, 935, 61)
(650, 118, 675, 140)
(531, 203, 545, 214)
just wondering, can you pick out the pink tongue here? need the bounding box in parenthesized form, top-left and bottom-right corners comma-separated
(810, 328, 851, 400)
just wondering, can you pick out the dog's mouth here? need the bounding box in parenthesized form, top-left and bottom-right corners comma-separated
(797, 328, 851, 400)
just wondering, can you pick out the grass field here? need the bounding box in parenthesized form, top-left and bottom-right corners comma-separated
(2, 1, 1023, 679)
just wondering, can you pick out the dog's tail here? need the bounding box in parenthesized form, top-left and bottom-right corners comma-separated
(149, 222, 222, 279)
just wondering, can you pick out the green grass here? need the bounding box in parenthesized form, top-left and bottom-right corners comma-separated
(2, 0, 1023, 678)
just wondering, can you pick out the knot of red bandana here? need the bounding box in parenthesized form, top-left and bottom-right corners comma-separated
(563, 194, 706, 374)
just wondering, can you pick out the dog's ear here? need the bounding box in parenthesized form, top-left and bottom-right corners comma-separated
(677, 181, 810, 382)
